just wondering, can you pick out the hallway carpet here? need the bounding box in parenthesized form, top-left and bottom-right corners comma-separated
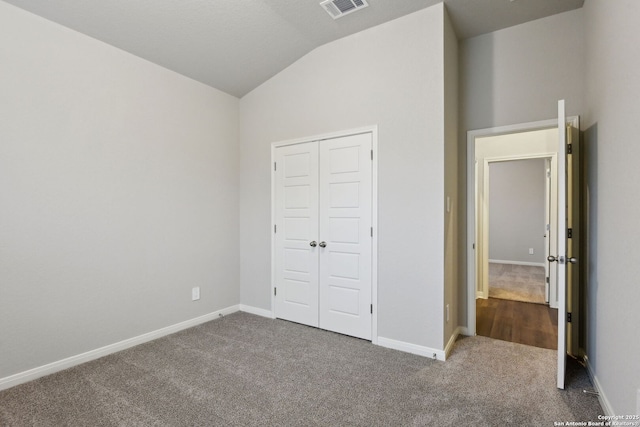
(489, 262, 546, 304)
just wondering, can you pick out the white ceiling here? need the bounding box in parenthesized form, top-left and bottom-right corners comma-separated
(2, 0, 584, 97)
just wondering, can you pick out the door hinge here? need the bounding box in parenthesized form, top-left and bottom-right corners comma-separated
(370, 304, 373, 314)
(274, 287, 277, 296)
(371, 150, 373, 161)
(567, 228, 573, 238)
(546, 276, 550, 284)
(274, 162, 277, 171)
(370, 227, 373, 237)
(274, 224, 277, 233)
(472, 243, 475, 250)
(567, 144, 573, 154)
(567, 312, 572, 323)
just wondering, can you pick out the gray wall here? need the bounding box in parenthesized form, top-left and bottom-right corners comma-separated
(583, 0, 640, 415)
(458, 9, 585, 326)
(0, 3, 240, 379)
(239, 5, 451, 349)
(489, 159, 546, 264)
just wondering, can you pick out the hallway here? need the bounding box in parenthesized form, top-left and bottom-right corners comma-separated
(476, 298, 558, 350)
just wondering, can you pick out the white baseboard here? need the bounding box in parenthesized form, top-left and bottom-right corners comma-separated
(0, 304, 241, 392)
(444, 327, 463, 359)
(377, 337, 445, 361)
(584, 355, 615, 416)
(239, 304, 274, 319)
(489, 259, 545, 267)
(459, 326, 472, 336)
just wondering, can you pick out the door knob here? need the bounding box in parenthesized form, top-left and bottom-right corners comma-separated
(568, 257, 578, 264)
(547, 255, 557, 262)
(319, 241, 327, 248)
(310, 241, 317, 247)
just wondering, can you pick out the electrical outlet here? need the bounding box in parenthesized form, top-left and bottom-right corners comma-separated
(192, 287, 200, 301)
(529, 248, 534, 255)
(446, 304, 450, 323)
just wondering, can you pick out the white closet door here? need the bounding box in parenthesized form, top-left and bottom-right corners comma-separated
(274, 142, 319, 327)
(318, 133, 372, 340)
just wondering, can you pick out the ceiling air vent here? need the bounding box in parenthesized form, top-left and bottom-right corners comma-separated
(320, 0, 369, 20)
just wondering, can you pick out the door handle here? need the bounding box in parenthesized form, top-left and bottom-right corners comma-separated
(319, 241, 327, 248)
(310, 241, 317, 247)
(548, 255, 575, 264)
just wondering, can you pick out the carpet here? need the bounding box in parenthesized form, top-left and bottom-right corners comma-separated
(489, 262, 546, 304)
(0, 312, 602, 426)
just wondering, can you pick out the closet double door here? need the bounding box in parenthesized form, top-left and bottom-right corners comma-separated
(274, 132, 372, 340)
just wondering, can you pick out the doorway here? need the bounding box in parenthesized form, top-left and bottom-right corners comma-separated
(467, 105, 580, 389)
(486, 158, 548, 305)
(472, 130, 559, 351)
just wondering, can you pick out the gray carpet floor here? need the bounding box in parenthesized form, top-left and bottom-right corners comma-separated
(0, 312, 602, 426)
(489, 262, 546, 304)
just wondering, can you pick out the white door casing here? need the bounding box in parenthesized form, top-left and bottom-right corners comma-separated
(272, 128, 376, 341)
(318, 134, 372, 340)
(473, 129, 559, 306)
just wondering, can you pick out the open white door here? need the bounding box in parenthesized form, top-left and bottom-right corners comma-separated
(556, 100, 568, 389)
(553, 99, 581, 390)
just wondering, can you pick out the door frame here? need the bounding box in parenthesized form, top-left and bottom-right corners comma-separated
(466, 117, 579, 336)
(270, 125, 379, 343)
(477, 154, 556, 302)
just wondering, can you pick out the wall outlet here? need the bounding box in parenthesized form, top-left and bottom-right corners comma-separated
(529, 248, 534, 255)
(446, 304, 450, 323)
(192, 286, 200, 301)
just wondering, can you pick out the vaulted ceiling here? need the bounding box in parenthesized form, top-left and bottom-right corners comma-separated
(2, 0, 584, 97)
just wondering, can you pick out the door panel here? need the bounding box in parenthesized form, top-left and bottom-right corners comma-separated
(556, 100, 568, 390)
(319, 134, 372, 340)
(274, 142, 319, 327)
(556, 104, 580, 389)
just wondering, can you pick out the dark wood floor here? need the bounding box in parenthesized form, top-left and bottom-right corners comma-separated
(476, 298, 558, 350)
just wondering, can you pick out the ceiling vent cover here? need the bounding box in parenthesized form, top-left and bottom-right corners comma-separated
(320, 0, 369, 19)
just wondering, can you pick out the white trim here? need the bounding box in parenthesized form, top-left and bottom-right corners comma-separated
(371, 127, 378, 344)
(239, 304, 275, 319)
(481, 154, 557, 305)
(444, 327, 462, 359)
(271, 126, 378, 149)
(0, 305, 240, 392)
(466, 116, 578, 336)
(458, 327, 471, 336)
(271, 125, 379, 344)
(488, 259, 546, 267)
(377, 337, 445, 361)
(584, 356, 615, 417)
